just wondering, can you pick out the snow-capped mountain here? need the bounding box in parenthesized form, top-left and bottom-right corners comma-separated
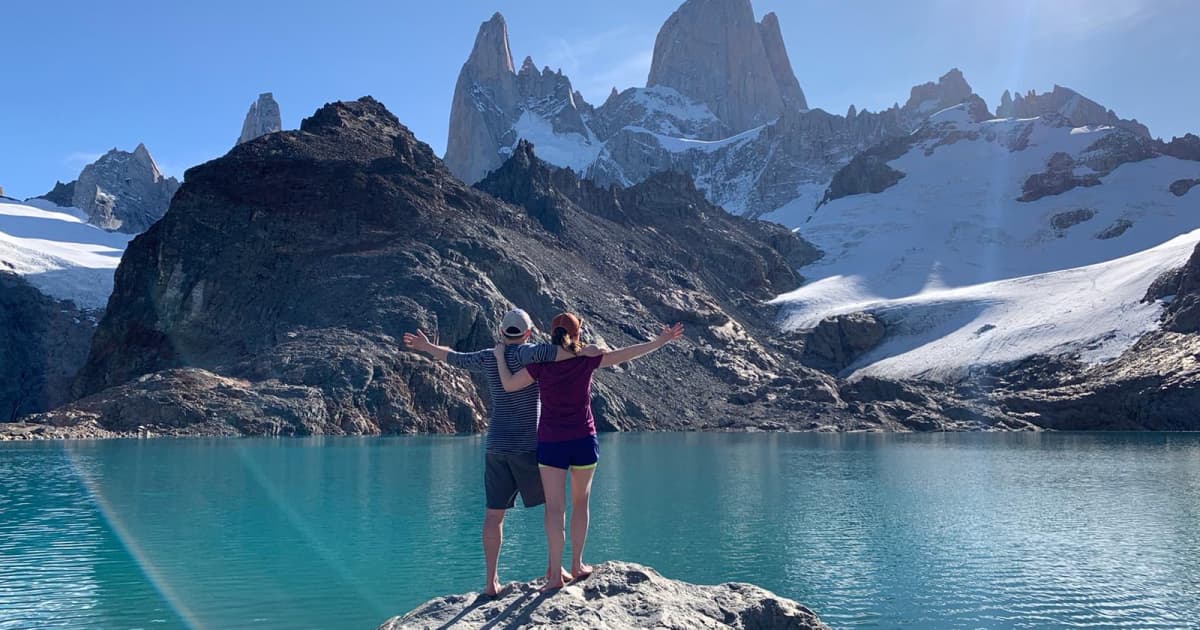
(772, 102, 1200, 379)
(444, 1, 974, 217)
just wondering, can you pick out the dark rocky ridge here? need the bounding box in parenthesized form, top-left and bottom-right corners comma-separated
(0, 273, 97, 422)
(37, 180, 76, 207)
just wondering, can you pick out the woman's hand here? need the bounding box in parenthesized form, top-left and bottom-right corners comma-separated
(655, 322, 685, 347)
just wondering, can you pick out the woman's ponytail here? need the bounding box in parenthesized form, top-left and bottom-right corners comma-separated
(552, 326, 583, 353)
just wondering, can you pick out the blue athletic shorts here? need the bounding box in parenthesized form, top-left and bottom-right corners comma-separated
(537, 435, 599, 470)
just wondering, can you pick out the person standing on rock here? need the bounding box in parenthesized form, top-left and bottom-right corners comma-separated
(494, 312, 684, 590)
(403, 309, 601, 597)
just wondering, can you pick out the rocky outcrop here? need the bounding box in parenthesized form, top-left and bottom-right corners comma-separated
(647, 0, 803, 133)
(0, 273, 97, 422)
(65, 145, 180, 233)
(996, 85, 1150, 138)
(1170, 178, 1200, 197)
(904, 68, 978, 116)
(990, 332, 1200, 430)
(1157, 243, 1200, 333)
(1049, 208, 1096, 233)
(36, 180, 76, 208)
(236, 92, 282, 145)
(379, 561, 830, 630)
(1161, 133, 1200, 161)
(817, 133, 912, 205)
(800, 312, 886, 373)
(1018, 152, 1101, 202)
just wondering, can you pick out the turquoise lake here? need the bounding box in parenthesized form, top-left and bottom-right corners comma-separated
(1, 433, 1198, 629)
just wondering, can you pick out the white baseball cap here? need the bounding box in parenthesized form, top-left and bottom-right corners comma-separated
(501, 309, 534, 338)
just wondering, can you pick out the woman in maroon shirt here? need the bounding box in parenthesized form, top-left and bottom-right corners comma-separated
(495, 312, 683, 590)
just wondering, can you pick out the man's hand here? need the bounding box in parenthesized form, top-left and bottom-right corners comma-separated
(403, 330, 434, 353)
(655, 323, 685, 347)
(493, 343, 506, 362)
(580, 344, 605, 358)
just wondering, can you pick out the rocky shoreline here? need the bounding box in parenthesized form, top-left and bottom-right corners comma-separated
(378, 561, 830, 630)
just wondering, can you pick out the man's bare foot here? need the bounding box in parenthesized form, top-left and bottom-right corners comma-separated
(571, 563, 594, 581)
(483, 580, 503, 597)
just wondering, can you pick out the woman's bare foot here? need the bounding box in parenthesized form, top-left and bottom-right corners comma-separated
(547, 564, 573, 585)
(571, 563, 593, 581)
(483, 580, 503, 597)
(540, 578, 565, 592)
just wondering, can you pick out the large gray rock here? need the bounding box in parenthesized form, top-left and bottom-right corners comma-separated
(379, 561, 830, 630)
(69, 144, 180, 233)
(236, 92, 282, 145)
(801, 312, 886, 373)
(647, 0, 800, 132)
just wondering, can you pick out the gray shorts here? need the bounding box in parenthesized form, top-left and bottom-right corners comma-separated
(485, 451, 545, 510)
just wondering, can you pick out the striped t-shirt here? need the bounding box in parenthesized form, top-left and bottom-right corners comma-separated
(447, 343, 557, 454)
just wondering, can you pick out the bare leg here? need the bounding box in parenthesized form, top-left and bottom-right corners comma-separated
(539, 466, 569, 591)
(483, 508, 505, 595)
(569, 466, 596, 580)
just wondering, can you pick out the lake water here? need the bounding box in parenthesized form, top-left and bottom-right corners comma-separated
(1, 433, 1198, 629)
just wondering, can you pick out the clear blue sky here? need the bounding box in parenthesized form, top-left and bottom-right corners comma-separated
(2, 0, 1196, 198)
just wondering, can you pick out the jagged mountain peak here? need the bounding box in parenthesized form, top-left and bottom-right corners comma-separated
(903, 68, 976, 114)
(41, 144, 181, 234)
(237, 92, 282, 145)
(997, 84, 1150, 137)
(519, 55, 536, 75)
(647, 0, 803, 132)
(757, 10, 807, 111)
(465, 11, 514, 79)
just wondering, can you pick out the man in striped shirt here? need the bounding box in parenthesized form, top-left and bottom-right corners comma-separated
(403, 309, 600, 596)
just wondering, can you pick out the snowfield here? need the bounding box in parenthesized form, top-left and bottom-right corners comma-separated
(509, 111, 603, 174)
(775, 106, 1200, 379)
(0, 198, 130, 309)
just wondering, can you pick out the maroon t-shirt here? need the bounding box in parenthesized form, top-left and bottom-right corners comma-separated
(526, 354, 603, 442)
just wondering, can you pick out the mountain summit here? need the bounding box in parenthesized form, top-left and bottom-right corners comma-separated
(236, 92, 282, 145)
(647, 0, 807, 132)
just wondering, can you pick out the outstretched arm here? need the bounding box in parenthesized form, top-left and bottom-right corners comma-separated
(494, 344, 536, 392)
(600, 323, 684, 368)
(402, 330, 451, 362)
